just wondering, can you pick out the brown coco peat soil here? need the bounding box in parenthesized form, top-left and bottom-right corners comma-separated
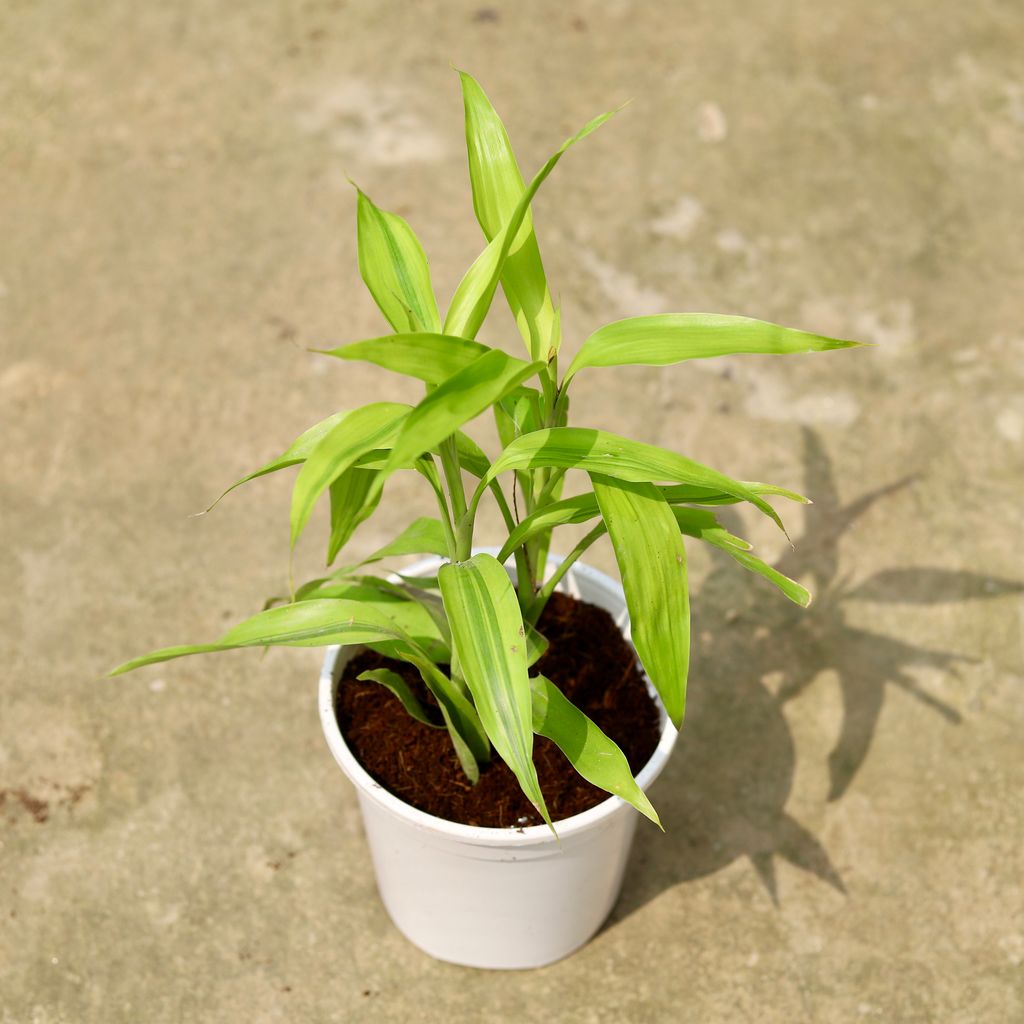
(335, 592, 661, 828)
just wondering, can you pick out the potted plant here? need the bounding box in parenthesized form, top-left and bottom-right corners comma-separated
(112, 71, 861, 969)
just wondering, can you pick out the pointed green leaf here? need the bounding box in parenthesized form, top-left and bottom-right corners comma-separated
(444, 107, 619, 342)
(382, 350, 542, 478)
(591, 475, 689, 726)
(486, 428, 786, 533)
(109, 599, 429, 676)
(524, 622, 548, 668)
(327, 467, 380, 565)
(498, 492, 602, 562)
(660, 482, 811, 506)
(438, 553, 552, 828)
(349, 516, 450, 568)
(291, 402, 410, 548)
(666, 507, 810, 605)
(451, 431, 491, 478)
(356, 668, 443, 729)
(670, 507, 752, 551)
(717, 546, 811, 606)
(530, 674, 660, 827)
(497, 482, 801, 563)
(203, 412, 348, 512)
(315, 333, 501, 385)
(459, 70, 559, 360)
(356, 190, 440, 333)
(404, 654, 489, 781)
(566, 313, 862, 380)
(494, 386, 542, 447)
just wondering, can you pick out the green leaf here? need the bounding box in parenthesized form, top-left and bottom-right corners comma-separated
(290, 403, 410, 549)
(444, 106, 619, 342)
(395, 572, 439, 589)
(315, 333, 501, 385)
(202, 411, 348, 513)
(108, 599, 431, 675)
(438, 553, 552, 829)
(494, 386, 542, 448)
(485, 427, 787, 533)
(346, 516, 451, 569)
(382, 350, 542, 479)
(665, 507, 809, 606)
(356, 189, 441, 333)
(459, 70, 559, 360)
(451, 431, 491, 478)
(404, 654, 489, 781)
(524, 623, 548, 667)
(294, 573, 446, 664)
(498, 492, 601, 562)
(497, 483, 802, 563)
(327, 467, 380, 565)
(530, 674, 660, 827)
(591, 475, 689, 727)
(660, 482, 810, 506)
(717, 546, 811, 607)
(566, 313, 862, 380)
(670, 506, 752, 551)
(356, 668, 443, 729)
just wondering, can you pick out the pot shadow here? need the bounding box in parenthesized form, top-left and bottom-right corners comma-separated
(609, 428, 1022, 920)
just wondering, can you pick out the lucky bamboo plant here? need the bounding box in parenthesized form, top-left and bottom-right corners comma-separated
(112, 72, 860, 831)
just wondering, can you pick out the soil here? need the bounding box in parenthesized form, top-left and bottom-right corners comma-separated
(335, 591, 661, 828)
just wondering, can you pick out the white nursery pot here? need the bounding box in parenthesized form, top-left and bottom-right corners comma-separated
(318, 551, 678, 970)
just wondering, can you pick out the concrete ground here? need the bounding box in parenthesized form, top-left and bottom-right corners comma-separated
(3, 1, 1022, 1020)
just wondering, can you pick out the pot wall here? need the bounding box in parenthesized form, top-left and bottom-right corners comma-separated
(318, 552, 678, 969)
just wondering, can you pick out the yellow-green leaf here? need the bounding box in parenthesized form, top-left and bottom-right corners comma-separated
(327, 467, 381, 565)
(444, 107, 619, 342)
(530, 674, 660, 827)
(459, 70, 559, 360)
(566, 313, 863, 381)
(382, 350, 542, 479)
(438, 553, 552, 829)
(486, 427, 787, 533)
(357, 668, 443, 729)
(356, 189, 440, 333)
(203, 411, 347, 513)
(315, 333, 500, 385)
(290, 402, 410, 549)
(109, 599, 431, 675)
(591, 475, 689, 727)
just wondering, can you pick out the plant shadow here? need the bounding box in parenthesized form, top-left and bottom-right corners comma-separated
(609, 427, 1022, 919)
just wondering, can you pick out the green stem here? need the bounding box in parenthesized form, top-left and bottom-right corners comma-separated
(488, 480, 533, 602)
(536, 467, 566, 507)
(488, 478, 518, 535)
(415, 458, 458, 559)
(439, 437, 468, 524)
(525, 523, 605, 626)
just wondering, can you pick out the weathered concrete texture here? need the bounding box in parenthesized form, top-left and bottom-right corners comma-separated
(2, 0, 1022, 1020)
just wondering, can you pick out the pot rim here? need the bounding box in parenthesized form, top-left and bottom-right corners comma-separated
(318, 550, 678, 848)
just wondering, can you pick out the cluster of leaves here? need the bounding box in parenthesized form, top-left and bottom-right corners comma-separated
(112, 72, 860, 831)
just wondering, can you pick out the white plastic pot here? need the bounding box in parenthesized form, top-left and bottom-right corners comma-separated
(318, 551, 678, 969)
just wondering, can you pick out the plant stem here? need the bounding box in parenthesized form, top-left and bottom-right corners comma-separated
(524, 523, 605, 626)
(535, 467, 566, 507)
(415, 458, 458, 559)
(439, 437, 468, 524)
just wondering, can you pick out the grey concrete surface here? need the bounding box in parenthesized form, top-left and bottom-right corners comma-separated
(2, 1, 1022, 1020)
